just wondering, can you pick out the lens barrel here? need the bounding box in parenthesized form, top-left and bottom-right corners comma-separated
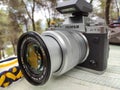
(17, 30, 89, 85)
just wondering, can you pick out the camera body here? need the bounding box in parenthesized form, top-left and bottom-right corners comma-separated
(17, 0, 109, 85)
(53, 16, 109, 73)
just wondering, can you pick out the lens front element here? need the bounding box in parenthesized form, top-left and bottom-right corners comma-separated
(26, 43, 43, 75)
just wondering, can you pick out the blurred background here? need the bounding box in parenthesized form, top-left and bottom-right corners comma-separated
(0, 0, 119, 59)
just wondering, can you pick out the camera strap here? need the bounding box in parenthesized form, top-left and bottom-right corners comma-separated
(0, 58, 23, 88)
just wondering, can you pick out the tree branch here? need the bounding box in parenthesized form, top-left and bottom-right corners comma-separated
(21, 0, 32, 20)
(90, 0, 93, 4)
(105, 0, 112, 25)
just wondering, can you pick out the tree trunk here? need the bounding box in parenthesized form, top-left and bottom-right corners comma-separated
(32, 0, 36, 31)
(90, 0, 94, 4)
(47, 19, 51, 28)
(105, 0, 112, 25)
(11, 42, 17, 55)
(24, 17, 29, 32)
(32, 18, 36, 31)
(0, 50, 1, 60)
(25, 24, 29, 32)
(2, 49, 5, 59)
(22, 0, 36, 31)
(115, 0, 119, 19)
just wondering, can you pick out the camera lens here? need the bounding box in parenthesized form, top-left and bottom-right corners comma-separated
(17, 30, 89, 85)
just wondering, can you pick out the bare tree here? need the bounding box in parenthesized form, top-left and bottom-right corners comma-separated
(0, 10, 9, 58)
(21, 0, 36, 31)
(0, 39, 4, 59)
(8, 11, 22, 55)
(36, 0, 58, 27)
(115, 0, 119, 19)
(105, 0, 112, 25)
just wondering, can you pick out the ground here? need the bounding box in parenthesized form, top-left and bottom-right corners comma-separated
(1, 45, 120, 90)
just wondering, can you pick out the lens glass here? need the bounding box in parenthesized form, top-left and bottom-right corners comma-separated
(26, 43, 43, 75)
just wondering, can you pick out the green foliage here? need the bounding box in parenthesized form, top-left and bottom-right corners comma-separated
(110, 0, 120, 19)
(92, 0, 119, 21)
(0, 1, 23, 56)
(35, 20, 43, 33)
(5, 47, 14, 57)
(0, 10, 9, 31)
(0, 10, 8, 49)
(92, 0, 106, 18)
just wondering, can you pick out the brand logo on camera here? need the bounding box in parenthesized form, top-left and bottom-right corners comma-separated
(65, 25, 79, 29)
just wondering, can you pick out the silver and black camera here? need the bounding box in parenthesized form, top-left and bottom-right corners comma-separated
(17, 0, 109, 86)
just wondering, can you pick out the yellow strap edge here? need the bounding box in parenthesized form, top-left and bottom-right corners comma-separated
(0, 59, 18, 68)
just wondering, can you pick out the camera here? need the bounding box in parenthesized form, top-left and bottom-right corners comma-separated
(17, 0, 109, 86)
